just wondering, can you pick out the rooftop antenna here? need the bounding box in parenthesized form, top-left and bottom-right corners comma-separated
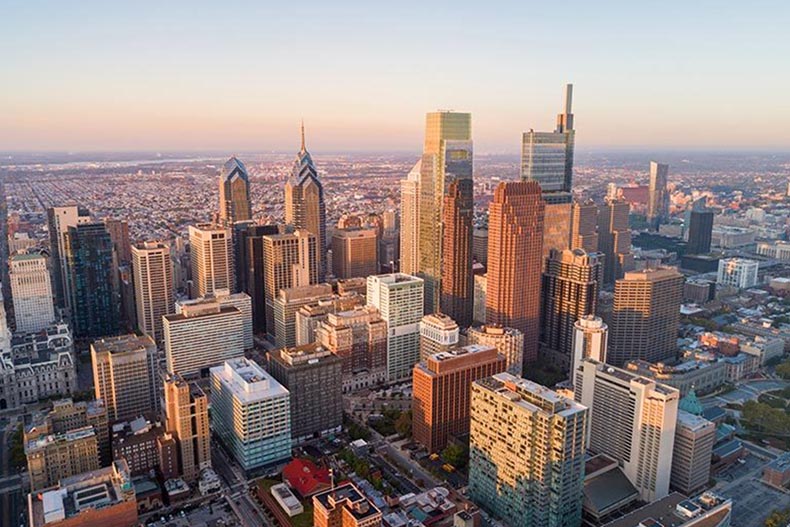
(300, 119, 306, 152)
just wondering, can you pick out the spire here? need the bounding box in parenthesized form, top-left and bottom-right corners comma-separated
(300, 119, 306, 153)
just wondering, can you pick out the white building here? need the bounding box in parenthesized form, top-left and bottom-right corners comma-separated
(177, 291, 253, 350)
(209, 358, 291, 472)
(366, 274, 424, 381)
(571, 315, 608, 384)
(188, 223, 234, 298)
(9, 252, 56, 333)
(717, 258, 759, 289)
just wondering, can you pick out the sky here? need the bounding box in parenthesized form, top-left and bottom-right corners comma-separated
(2, 1, 789, 153)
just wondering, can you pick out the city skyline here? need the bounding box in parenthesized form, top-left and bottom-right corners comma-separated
(3, 2, 789, 152)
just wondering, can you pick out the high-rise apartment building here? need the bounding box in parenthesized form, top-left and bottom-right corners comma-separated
(399, 161, 421, 275)
(570, 315, 607, 384)
(64, 222, 120, 338)
(262, 230, 318, 335)
(163, 298, 244, 377)
(164, 373, 211, 481)
(131, 241, 174, 345)
(672, 410, 716, 495)
(469, 373, 588, 527)
(285, 124, 327, 281)
(598, 198, 634, 285)
(91, 334, 159, 422)
(273, 284, 334, 349)
(210, 358, 291, 472)
(367, 274, 424, 381)
(331, 229, 378, 279)
(47, 206, 91, 310)
(466, 325, 524, 376)
(717, 257, 759, 289)
(313, 483, 382, 527)
(26, 426, 100, 491)
(486, 181, 544, 365)
(412, 344, 505, 453)
(239, 224, 280, 334)
(609, 267, 684, 366)
(521, 84, 575, 259)
(189, 223, 235, 298)
(219, 156, 252, 225)
(267, 344, 343, 443)
(9, 252, 55, 333)
(418, 111, 473, 313)
(571, 200, 599, 252)
(647, 161, 670, 230)
(575, 359, 679, 502)
(419, 313, 459, 362)
(540, 248, 601, 370)
(441, 179, 474, 327)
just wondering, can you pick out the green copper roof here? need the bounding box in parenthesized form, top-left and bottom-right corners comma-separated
(679, 388, 703, 416)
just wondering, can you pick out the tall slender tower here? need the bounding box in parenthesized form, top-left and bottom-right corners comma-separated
(285, 123, 327, 281)
(47, 206, 91, 310)
(164, 373, 211, 482)
(399, 161, 421, 275)
(418, 112, 472, 314)
(647, 161, 670, 230)
(131, 241, 174, 345)
(598, 198, 634, 284)
(219, 156, 252, 225)
(440, 179, 474, 327)
(522, 84, 575, 260)
(570, 200, 599, 252)
(188, 223, 234, 298)
(486, 181, 544, 365)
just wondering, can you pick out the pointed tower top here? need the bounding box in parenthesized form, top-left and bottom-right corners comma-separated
(300, 119, 306, 153)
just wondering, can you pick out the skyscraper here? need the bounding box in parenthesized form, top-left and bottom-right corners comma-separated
(598, 198, 634, 284)
(540, 248, 601, 371)
(608, 267, 684, 366)
(105, 219, 132, 265)
(440, 179, 474, 327)
(687, 209, 714, 255)
(575, 359, 679, 502)
(418, 111, 473, 313)
(219, 156, 252, 225)
(164, 373, 211, 482)
(367, 273, 424, 381)
(47, 206, 91, 310)
(570, 315, 607, 383)
(91, 334, 159, 422)
(331, 228, 378, 279)
(485, 181, 544, 365)
(285, 123, 327, 281)
(469, 373, 588, 527)
(131, 241, 174, 345)
(399, 161, 420, 275)
(647, 161, 670, 230)
(238, 224, 280, 334)
(9, 251, 55, 333)
(672, 410, 716, 495)
(570, 200, 599, 252)
(63, 222, 120, 338)
(189, 223, 235, 298)
(521, 84, 575, 259)
(418, 313, 459, 362)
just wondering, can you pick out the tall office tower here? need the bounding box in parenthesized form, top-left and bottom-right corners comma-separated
(521, 84, 576, 259)
(164, 373, 211, 482)
(540, 249, 602, 370)
(64, 222, 120, 338)
(91, 334, 159, 422)
(367, 274, 424, 381)
(285, 124, 327, 281)
(441, 179, 474, 327)
(672, 410, 716, 495)
(469, 373, 588, 527)
(240, 224, 280, 334)
(419, 313, 459, 362)
(467, 325, 524, 376)
(131, 241, 174, 345)
(316, 305, 388, 392)
(332, 229, 378, 279)
(570, 315, 608, 384)
(313, 483, 382, 527)
(219, 156, 252, 225)
(9, 252, 55, 333)
(608, 267, 684, 366)
(163, 298, 244, 377)
(412, 344, 505, 453)
(188, 223, 234, 298)
(486, 181, 544, 365)
(210, 358, 291, 472)
(176, 291, 253, 349)
(418, 111, 473, 313)
(105, 219, 131, 264)
(571, 200, 599, 252)
(687, 209, 714, 255)
(598, 198, 634, 284)
(262, 230, 318, 336)
(267, 344, 343, 443)
(47, 206, 91, 310)
(472, 228, 488, 267)
(575, 359, 679, 502)
(399, 161, 421, 275)
(273, 283, 334, 349)
(647, 161, 670, 230)
(25, 426, 100, 491)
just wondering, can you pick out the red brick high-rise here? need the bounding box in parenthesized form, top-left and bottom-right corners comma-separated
(441, 179, 474, 327)
(486, 181, 545, 365)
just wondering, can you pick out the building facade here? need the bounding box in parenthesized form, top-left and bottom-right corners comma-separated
(332, 229, 378, 280)
(164, 373, 211, 482)
(418, 313, 459, 363)
(9, 252, 56, 333)
(647, 161, 670, 230)
(131, 241, 174, 345)
(26, 426, 100, 491)
(399, 161, 421, 275)
(189, 223, 235, 298)
(440, 179, 474, 327)
(598, 198, 634, 285)
(466, 325, 524, 376)
(219, 156, 252, 225)
(272, 284, 334, 349)
(717, 257, 759, 290)
(671, 410, 716, 495)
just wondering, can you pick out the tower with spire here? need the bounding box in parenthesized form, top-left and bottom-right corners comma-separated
(285, 122, 327, 281)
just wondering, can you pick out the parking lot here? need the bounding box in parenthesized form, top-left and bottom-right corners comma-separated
(718, 478, 790, 527)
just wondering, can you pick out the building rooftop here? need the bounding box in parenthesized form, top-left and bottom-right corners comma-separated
(314, 483, 381, 521)
(602, 492, 731, 527)
(475, 372, 586, 417)
(584, 465, 639, 518)
(90, 334, 155, 355)
(210, 358, 289, 404)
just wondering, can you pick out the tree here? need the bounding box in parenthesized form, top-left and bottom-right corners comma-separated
(441, 443, 468, 469)
(765, 508, 790, 527)
(776, 360, 790, 380)
(395, 411, 412, 438)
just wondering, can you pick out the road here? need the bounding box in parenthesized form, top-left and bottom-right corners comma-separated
(701, 379, 790, 409)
